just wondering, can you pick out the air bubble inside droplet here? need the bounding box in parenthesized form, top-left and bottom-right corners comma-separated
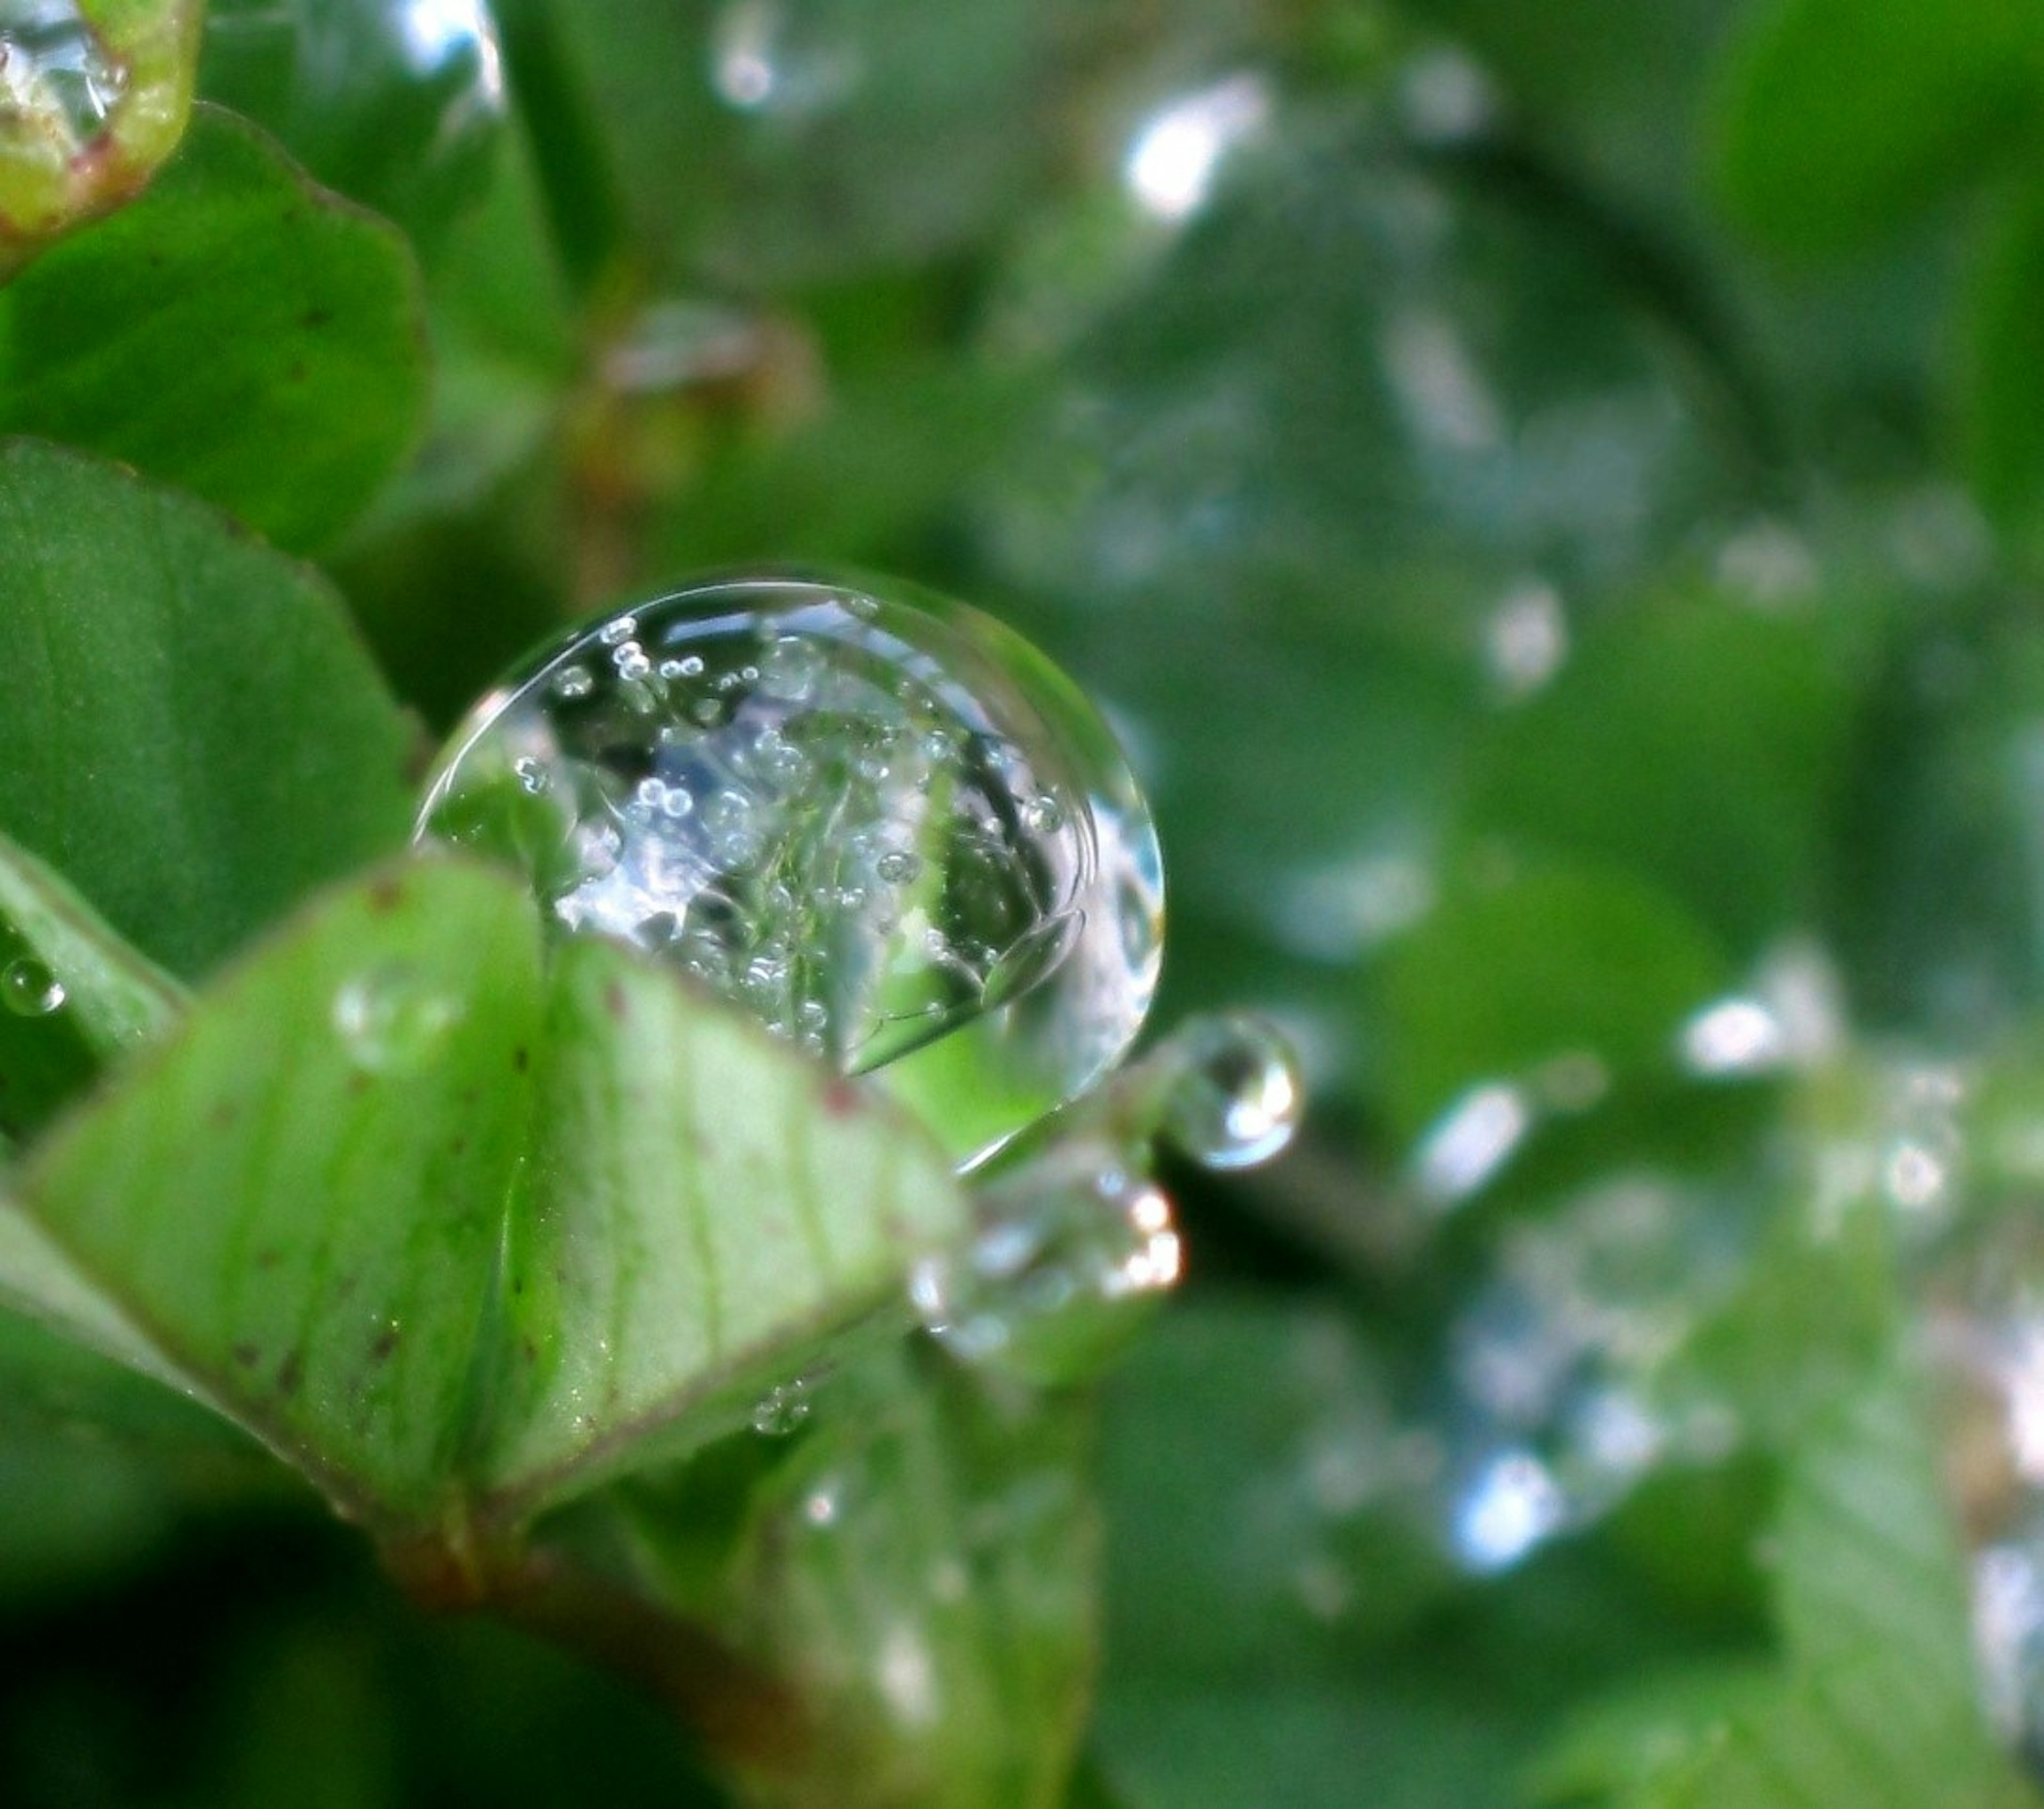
(415, 575, 1163, 1164)
(2, 957, 65, 1018)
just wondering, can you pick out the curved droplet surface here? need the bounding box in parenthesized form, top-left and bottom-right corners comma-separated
(911, 1144, 1182, 1385)
(415, 573, 1164, 1164)
(332, 963, 461, 1075)
(1156, 1011, 1304, 1170)
(1, 956, 64, 1018)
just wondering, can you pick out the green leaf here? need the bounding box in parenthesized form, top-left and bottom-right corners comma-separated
(626, 1344, 1098, 1809)
(1584, 1358, 2039, 1809)
(18, 860, 543, 1530)
(11, 858, 968, 1540)
(1462, 597, 1855, 952)
(477, 931, 966, 1517)
(0, 827, 184, 1139)
(199, 0, 507, 259)
(1711, 0, 2044, 257)
(1961, 184, 2044, 540)
(0, 439, 419, 979)
(0, 106, 430, 552)
(1370, 861, 1728, 1146)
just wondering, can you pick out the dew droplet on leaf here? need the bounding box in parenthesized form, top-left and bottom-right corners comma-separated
(751, 1377, 813, 1436)
(332, 964, 461, 1075)
(1, 956, 64, 1017)
(415, 574, 1164, 1164)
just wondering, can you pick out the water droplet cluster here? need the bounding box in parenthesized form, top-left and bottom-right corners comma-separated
(416, 576, 1163, 1163)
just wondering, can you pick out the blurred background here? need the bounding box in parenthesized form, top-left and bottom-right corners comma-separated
(14, 0, 2044, 1803)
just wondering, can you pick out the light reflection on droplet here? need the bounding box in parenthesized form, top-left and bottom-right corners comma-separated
(1485, 577, 1568, 699)
(1123, 72, 1271, 222)
(395, 0, 503, 97)
(1396, 45, 1497, 144)
(1680, 943, 1844, 1079)
(877, 1622, 938, 1728)
(1454, 1449, 1567, 1573)
(1413, 1080, 1531, 1207)
(1382, 307, 1504, 452)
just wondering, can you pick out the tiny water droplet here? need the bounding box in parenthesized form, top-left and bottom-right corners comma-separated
(752, 1378, 812, 1436)
(333, 966, 462, 1075)
(1158, 1013, 1305, 1170)
(2, 957, 64, 1017)
(912, 1148, 1181, 1383)
(413, 574, 1163, 1165)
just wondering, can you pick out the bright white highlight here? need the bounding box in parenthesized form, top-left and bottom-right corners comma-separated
(1125, 73, 1271, 221)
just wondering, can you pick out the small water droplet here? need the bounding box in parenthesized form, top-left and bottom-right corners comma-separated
(1157, 1013, 1304, 1170)
(2, 957, 64, 1017)
(752, 1377, 812, 1436)
(876, 849, 922, 886)
(513, 756, 548, 795)
(913, 1150, 1181, 1383)
(551, 664, 594, 701)
(333, 966, 462, 1075)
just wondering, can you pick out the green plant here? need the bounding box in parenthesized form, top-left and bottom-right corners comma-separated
(14, 2, 2044, 1807)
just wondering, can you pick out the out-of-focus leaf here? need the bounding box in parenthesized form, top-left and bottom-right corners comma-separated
(1825, 598, 2044, 1039)
(635, 1345, 1097, 1809)
(1097, 1294, 1454, 1680)
(1462, 594, 1856, 952)
(0, 440, 418, 979)
(0, 0, 203, 271)
(0, 828, 183, 1140)
(1370, 861, 1728, 1147)
(1710, 0, 2044, 257)
(1614, 1361, 2034, 1809)
(0, 106, 430, 552)
(200, 0, 507, 257)
(1961, 185, 2044, 543)
(556, 0, 1068, 288)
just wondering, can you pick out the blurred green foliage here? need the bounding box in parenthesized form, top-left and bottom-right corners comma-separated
(9, 0, 2044, 1803)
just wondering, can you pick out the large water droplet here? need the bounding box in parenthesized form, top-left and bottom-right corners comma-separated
(1156, 1012, 1304, 1170)
(416, 575, 1164, 1164)
(2, 956, 64, 1018)
(911, 1144, 1181, 1384)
